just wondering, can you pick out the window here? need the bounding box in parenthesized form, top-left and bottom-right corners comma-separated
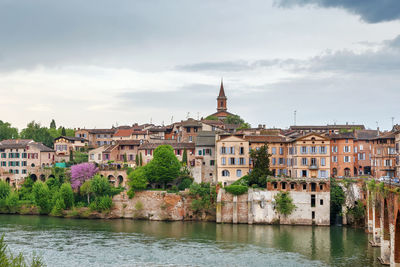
(236, 170, 242, 178)
(312, 211, 315, 220)
(239, 147, 244, 155)
(279, 147, 284, 155)
(272, 158, 276, 165)
(222, 170, 230, 177)
(198, 150, 202, 156)
(311, 158, 317, 166)
(320, 170, 326, 178)
(344, 156, 350, 163)
(229, 158, 235, 165)
(344, 146, 351, 153)
(22, 170, 27, 174)
(311, 195, 316, 207)
(311, 146, 317, 154)
(278, 158, 284, 165)
(281, 182, 286, 190)
(320, 199, 323, 205)
(290, 183, 295, 190)
(302, 158, 308, 166)
(332, 146, 338, 153)
(1, 153, 5, 158)
(189, 136, 193, 142)
(221, 157, 226, 165)
(301, 146, 307, 154)
(210, 160, 215, 166)
(302, 183, 307, 190)
(239, 158, 245, 165)
(221, 147, 226, 154)
(332, 156, 337, 162)
(321, 158, 326, 166)
(320, 146, 326, 154)
(229, 147, 235, 154)
(271, 147, 276, 155)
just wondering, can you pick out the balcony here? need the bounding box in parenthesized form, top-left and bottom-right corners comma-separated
(309, 164, 319, 170)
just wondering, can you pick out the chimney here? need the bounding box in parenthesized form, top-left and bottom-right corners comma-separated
(377, 127, 380, 136)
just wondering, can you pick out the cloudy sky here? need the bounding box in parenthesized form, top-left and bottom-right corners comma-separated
(1, 0, 400, 130)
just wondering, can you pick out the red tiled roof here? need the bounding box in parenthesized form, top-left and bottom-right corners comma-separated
(245, 135, 287, 143)
(113, 129, 134, 137)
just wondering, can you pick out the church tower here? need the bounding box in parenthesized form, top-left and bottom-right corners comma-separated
(217, 79, 227, 112)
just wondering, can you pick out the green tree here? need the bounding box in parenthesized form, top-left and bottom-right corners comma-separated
(20, 121, 53, 148)
(50, 119, 56, 129)
(80, 180, 93, 204)
(205, 115, 218, 120)
(145, 145, 181, 188)
(123, 153, 127, 163)
(59, 183, 74, 209)
(274, 191, 296, 217)
(139, 152, 143, 166)
(248, 144, 271, 187)
(135, 154, 139, 166)
(61, 127, 66, 136)
(181, 148, 188, 166)
(32, 182, 52, 214)
(69, 150, 74, 162)
(90, 175, 111, 197)
(0, 120, 19, 141)
(127, 166, 148, 198)
(330, 178, 345, 220)
(18, 177, 35, 201)
(224, 115, 245, 125)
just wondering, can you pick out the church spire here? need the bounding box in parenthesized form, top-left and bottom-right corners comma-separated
(217, 78, 227, 112)
(218, 78, 226, 98)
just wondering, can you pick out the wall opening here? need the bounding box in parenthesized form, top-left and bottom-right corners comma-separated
(311, 194, 316, 207)
(311, 183, 316, 192)
(383, 199, 390, 240)
(395, 210, 400, 263)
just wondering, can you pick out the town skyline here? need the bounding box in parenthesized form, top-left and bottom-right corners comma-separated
(1, 0, 400, 130)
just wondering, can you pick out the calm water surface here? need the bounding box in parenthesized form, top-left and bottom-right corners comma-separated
(0, 215, 381, 267)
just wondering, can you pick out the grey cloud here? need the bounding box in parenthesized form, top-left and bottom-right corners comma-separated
(176, 35, 400, 74)
(275, 0, 400, 23)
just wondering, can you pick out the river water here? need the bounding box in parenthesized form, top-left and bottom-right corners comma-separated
(0, 215, 381, 267)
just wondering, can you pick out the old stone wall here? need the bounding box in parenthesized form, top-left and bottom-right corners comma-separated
(111, 190, 215, 221)
(217, 188, 330, 226)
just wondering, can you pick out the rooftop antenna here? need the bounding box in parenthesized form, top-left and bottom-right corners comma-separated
(186, 112, 190, 119)
(293, 110, 297, 126)
(392, 117, 395, 128)
(162, 121, 164, 126)
(197, 112, 200, 120)
(150, 118, 152, 124)
(171, 116, 173, 124)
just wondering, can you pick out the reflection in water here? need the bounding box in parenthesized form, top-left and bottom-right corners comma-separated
(0, 215, 380, 267)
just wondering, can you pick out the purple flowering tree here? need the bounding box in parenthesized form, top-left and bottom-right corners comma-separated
(70, 163, 99, 189)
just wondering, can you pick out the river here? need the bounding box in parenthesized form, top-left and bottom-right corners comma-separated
(0, 215, 381, 267)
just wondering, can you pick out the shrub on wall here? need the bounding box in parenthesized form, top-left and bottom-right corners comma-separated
(225, 185, 248, 196)
(274, 191, 296, 216)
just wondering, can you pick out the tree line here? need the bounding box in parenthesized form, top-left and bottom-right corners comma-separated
(0, 119, 74, 148)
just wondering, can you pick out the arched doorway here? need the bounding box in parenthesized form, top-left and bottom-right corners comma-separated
(117, 175, 123, 186)
(344, 168, 350, 177)
(108, 175, 115, 185)
(395, 210, 400, 263)
(30, 174, 37, 182)
(5, 178, 10, 184)
(40, 174, 46, 182)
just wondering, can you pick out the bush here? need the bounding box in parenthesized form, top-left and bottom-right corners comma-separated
(5, 191, 19, 212)
(18, 177, 35, 201)
(178, 178, 193, 191)
(231, 175, 249, 186)
(127, 167, 148, 198)
(90, 175, 111, 197)
(189, 183, 217, 214)
(274, 191, 296, 216)
(51, 197, 66, 216)
(90, 196, 113, 212)
(0, 181, 11, 199)
(225, 185, 248, 196)
(59, 183, 74, 209)
(32, 182, 52, 214)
